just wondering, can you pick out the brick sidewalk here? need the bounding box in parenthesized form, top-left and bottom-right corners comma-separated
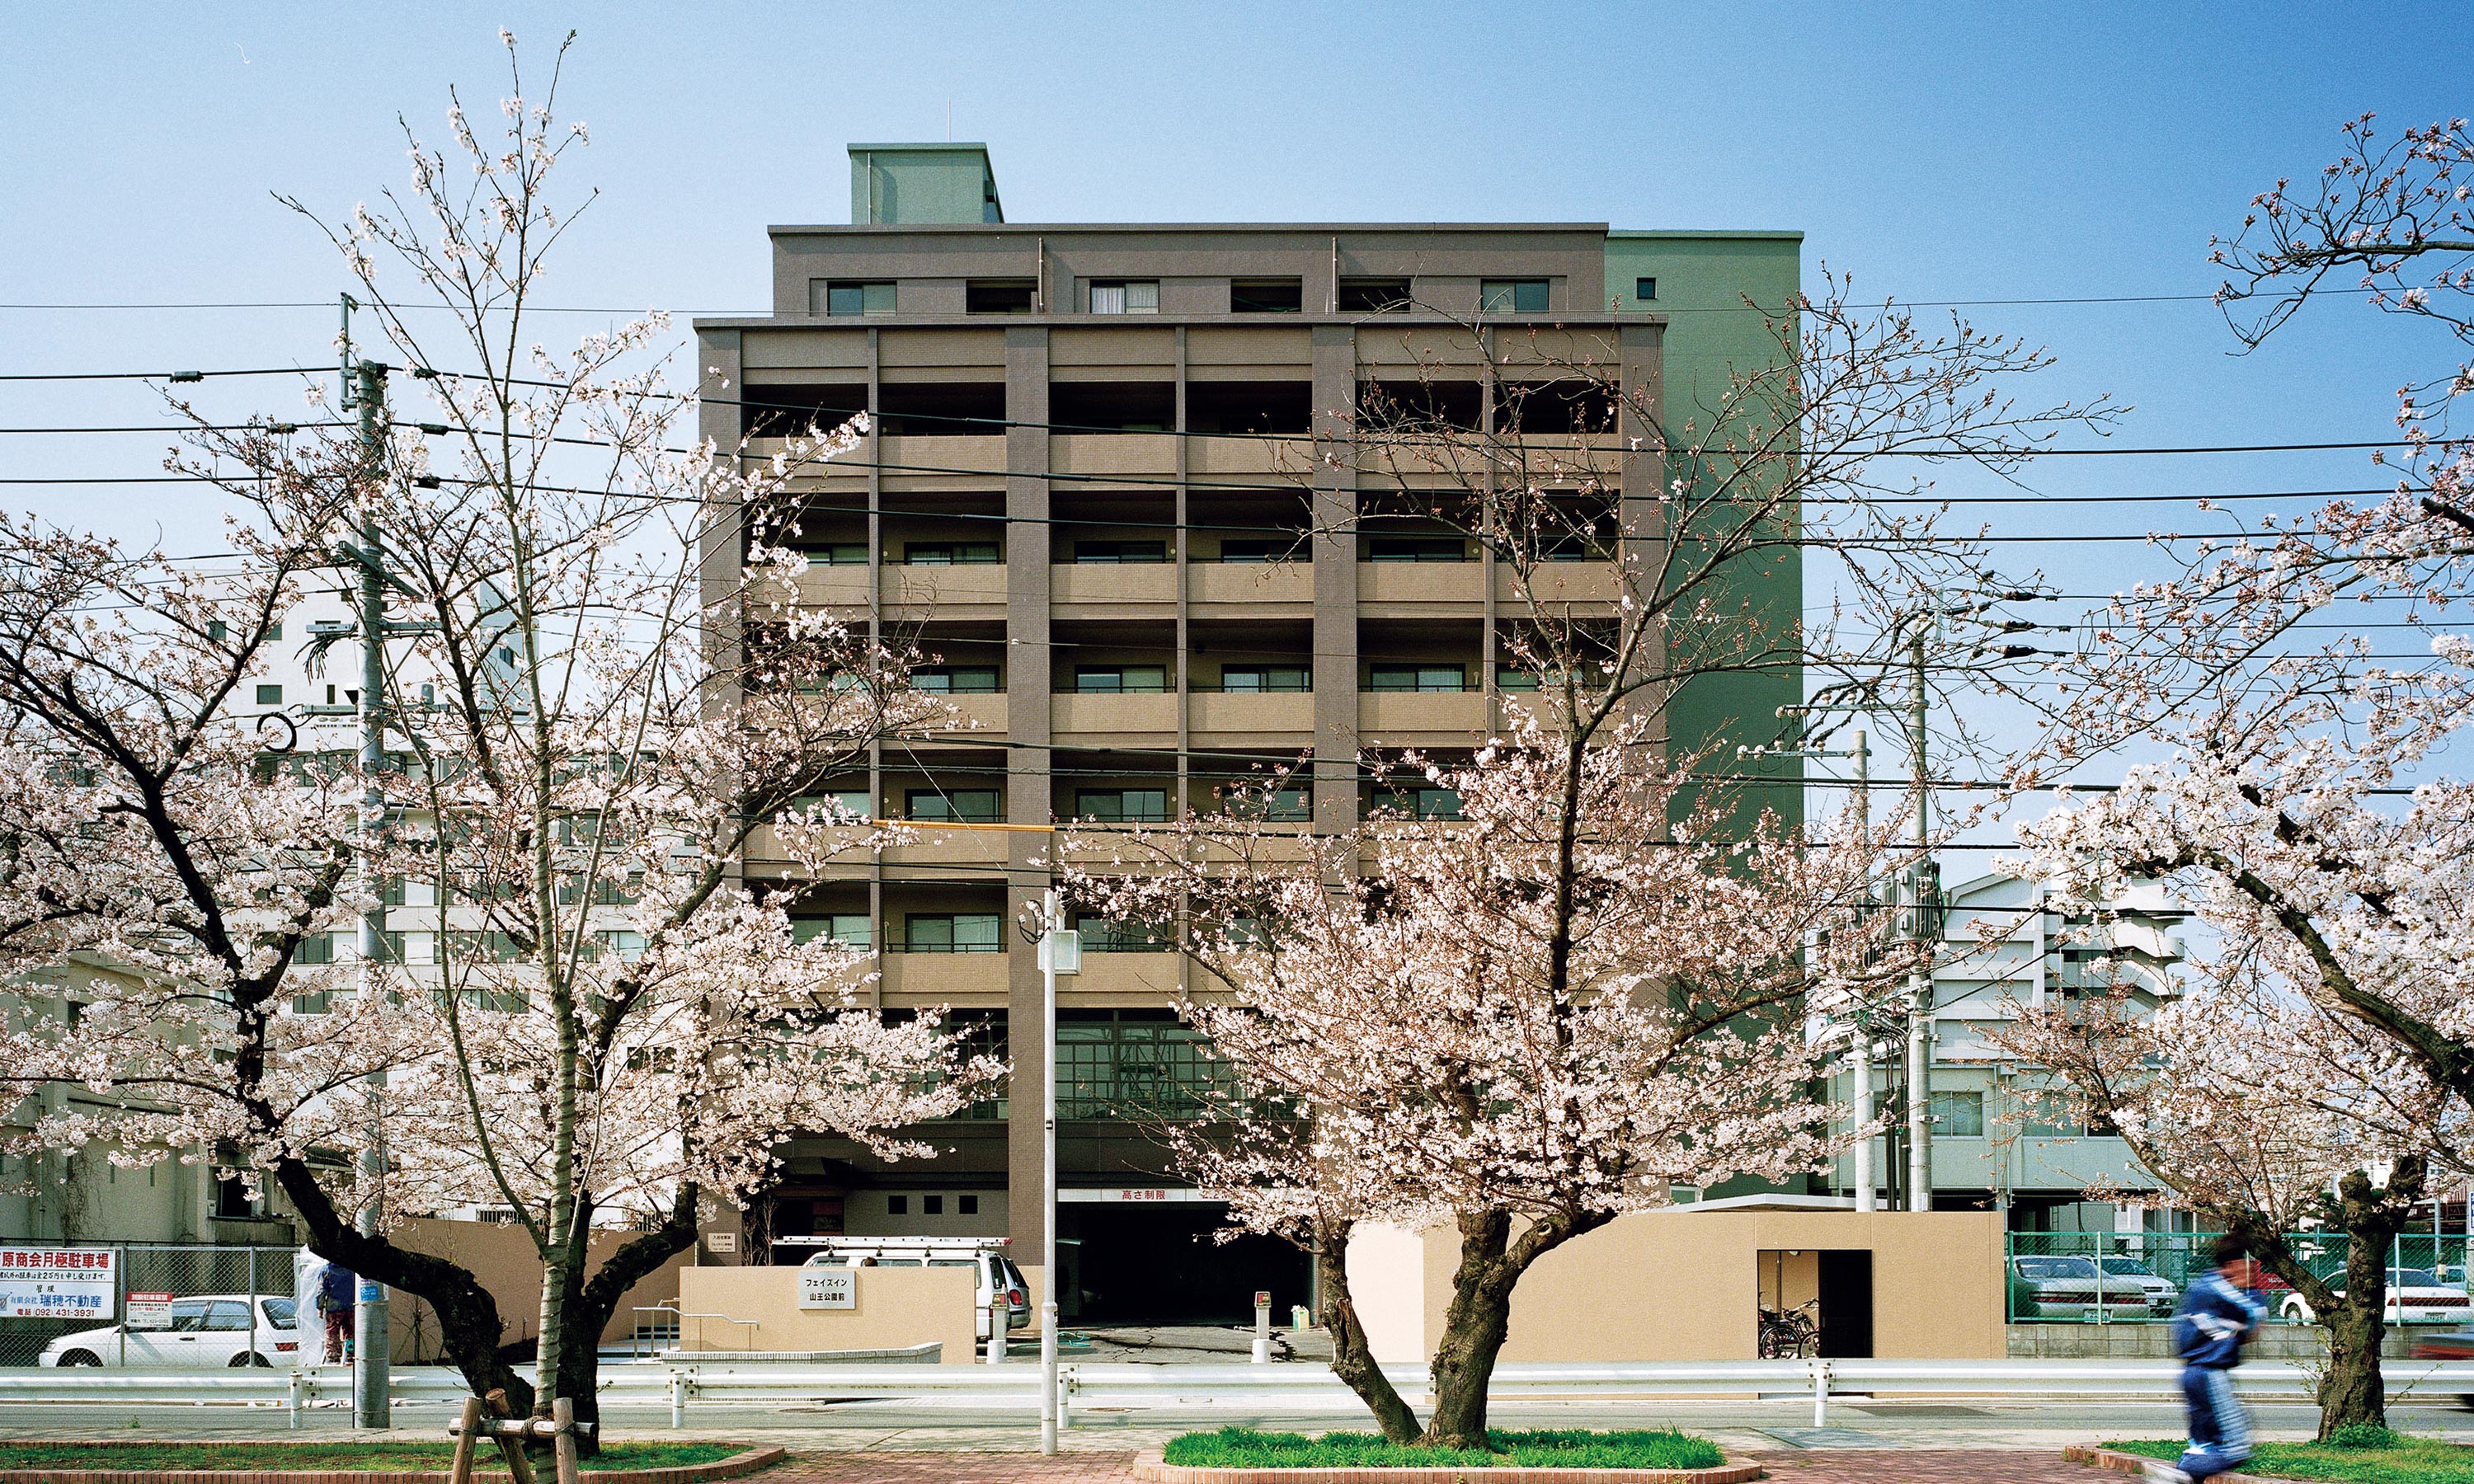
(760, 1448, 2108, 1483)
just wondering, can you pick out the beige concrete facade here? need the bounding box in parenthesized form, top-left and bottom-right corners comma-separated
(383, 1216, 689, 1363)
(1347, 1210, 2006, 1363)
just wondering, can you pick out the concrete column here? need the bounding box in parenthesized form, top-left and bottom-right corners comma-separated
(1310, 325, 1360, 835)
(1004, 327, 1055, 1250)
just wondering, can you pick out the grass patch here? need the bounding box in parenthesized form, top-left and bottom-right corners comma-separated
(0, 1440, 744, 1473)
(1164, 1425, 1725, 1471)
(2105, 1436, 2474, 1484)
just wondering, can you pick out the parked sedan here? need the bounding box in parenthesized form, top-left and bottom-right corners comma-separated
(2008, 1256, 2154, 1320)
(2276, 1269, 2472, 1325)
(38, 1294, 300, 1367)
(2095, 1256, 2182, 1316)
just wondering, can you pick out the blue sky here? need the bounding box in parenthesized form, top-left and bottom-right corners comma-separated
(1, 2, 2463, 819)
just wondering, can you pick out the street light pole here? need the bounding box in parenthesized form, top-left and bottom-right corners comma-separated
(1848, 728, 1875, 1213)
(1036, 890, 1079, 1455)
(1906, 627, 1934, 1214)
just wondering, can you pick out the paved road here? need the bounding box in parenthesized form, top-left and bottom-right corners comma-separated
(755, 1451, 2137, 1484)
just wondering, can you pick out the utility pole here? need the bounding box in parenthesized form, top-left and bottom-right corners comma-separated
(1849, 728, 1875, 1213)
(341, 296, 392, 1428)
(1035, 891, 1079, 1456)
(1905, 624, 1935, 1214)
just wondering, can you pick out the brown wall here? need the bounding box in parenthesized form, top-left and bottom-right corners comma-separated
(1348, 1210, 2005, 1364)
(676, 1264, 978, 1363)
(384, 1217, 689, 1364)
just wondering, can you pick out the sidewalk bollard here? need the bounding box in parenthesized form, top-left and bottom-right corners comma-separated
(1252, 1289, 1272, 1364)
(287, 1369, 305, 1430)
(986, 1298, 1007, 1364)
(669, 1370, 686, 1430)
(1056, 1365, 1072, 1431)
(1811, 1359, 1830, 1429)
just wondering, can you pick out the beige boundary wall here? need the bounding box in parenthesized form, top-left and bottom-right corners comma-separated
(675, 1263, 989, 1364)
(1348, 1210, 2005, 1363)
(383, 1217, 689, 1364)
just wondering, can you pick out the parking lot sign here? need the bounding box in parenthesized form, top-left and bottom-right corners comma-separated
(0, 1248, 115, 1320)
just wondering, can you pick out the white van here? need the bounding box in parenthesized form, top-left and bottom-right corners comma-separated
(787, 1237, 1031, 1341)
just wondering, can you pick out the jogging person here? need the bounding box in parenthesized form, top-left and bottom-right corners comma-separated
(2161, 1234, 2266, 1484)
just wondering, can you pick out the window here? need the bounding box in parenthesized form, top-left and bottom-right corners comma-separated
(1056, 1009, 1235, 1119)
(817, 280, 896, 316)
(1089, 280, 1159, 315)
(887, 1194, 909, 1216)
(1496, 665, 1540, 692)
(1396, 787, 1464, 820)
(1230, 278, 1303, 313)
(1073, 540, 1167, 564)
(913, 666, 1001, 693)
(1051, 380, 1174, 432)
(1225, 787, 1310, 822)
(1366, 536, 1467, 562)
(904, 913, 1004, 953)
(904, 541, 1002, 565)
(255, 684, 283, 706)
(877, 382, 1004, 435)
(1075, 665, 1169, 693)
(293, 932, 335, 965)
(967, 279, 1036, 314)
(268, 624, 283, 641)
(923, 1194, 945, 1216)
(1076, 916, 1169, 952)
(1215, 538, 1296, 563)
(1337, 278, 1413, 312)
(1634, 276, 1659, 303)
(590, 929, 647, 961)
(959, 1195, 979, 1215)
(793, 913, 873, 950)
(1218, 665, 1309, 693)
(208, 620, 228, 641)
(792, 788, 873, 821)
(1076, 788, 1168, 823)
(1369, 664, 1467, 693)
(2024, 1095, 2087, 1138)
(203, 1299, 254, 1331)
(1931, 1089, 1985, 1138)
(212, 1171, 258, 1221)
(1186, 380, 1314, 435)
(807, 543, 870, 566)
(1480, 279, 1551, 313)
(909, 788, 1003, 824)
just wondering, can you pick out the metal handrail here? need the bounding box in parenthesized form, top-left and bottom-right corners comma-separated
(4, 1356, 2472, 1432)
(628, 1303, 758, 1358)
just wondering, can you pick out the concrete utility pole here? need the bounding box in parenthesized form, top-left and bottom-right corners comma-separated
(1905, 626, 1934, 1214)
(1035, 891, 1078, 1456)
(1848, 728, 1876, 1213)
(341, 296, 392, 1427)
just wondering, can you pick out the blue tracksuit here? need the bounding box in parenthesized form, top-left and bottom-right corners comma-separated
(2171, 1270, 2265, 1481)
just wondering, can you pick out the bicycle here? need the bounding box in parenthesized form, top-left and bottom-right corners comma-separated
(1757, 1301, 1822, 1359)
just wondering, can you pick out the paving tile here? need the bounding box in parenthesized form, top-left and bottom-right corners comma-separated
(1747, 1449, 2113, 1484)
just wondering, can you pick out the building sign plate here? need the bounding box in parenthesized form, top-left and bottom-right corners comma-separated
(798, 1269, 857, 1309)
(0, 1248, 114, 1320)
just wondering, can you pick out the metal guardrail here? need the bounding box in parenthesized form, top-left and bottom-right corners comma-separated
(7, 1357, 2474, 1430)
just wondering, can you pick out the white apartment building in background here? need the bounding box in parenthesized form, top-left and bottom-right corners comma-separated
(1827, 867, 2185, 1230)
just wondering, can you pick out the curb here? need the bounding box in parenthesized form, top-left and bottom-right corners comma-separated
(2064, 1444, 2289, 1484)
(1131, 1449, 1765, 1484)
(0, 1443, 787, 1484)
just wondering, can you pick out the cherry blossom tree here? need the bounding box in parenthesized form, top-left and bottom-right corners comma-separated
(1065, 721, 1915, 1447)
(0, 34, 1000, 1443)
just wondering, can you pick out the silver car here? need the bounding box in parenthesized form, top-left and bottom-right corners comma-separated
(2096, 1256, 2181, 1316)
(2009, 1256, 2153, 1320)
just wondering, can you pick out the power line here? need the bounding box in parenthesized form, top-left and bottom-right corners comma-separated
(0, 367, 319, 383)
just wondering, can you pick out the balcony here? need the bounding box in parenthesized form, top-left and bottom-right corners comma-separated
(1188, 561, 1313, 612)
(1498, 561, 1621, 609)
(1187, 435, 1307, 477)
(1188, 690, 1315, 744)
(877, 951, 1010, 1002)
(795, 566, 872, 608)
(1358, 561, 1484, 614)
(1067, 952, 1185, 998)
(881, 824, 1014, 872)
(1051, 562, 1177, 613)
(1359, 690, 1488, 741)
(899, 692, 1008, 740)
(1051, 434, 1176, 479)
(888, 562, 1009, 612)
(1053, 693, 1178, 737)
(742, 822, 876, 872)
(877, 434, 1006, 490)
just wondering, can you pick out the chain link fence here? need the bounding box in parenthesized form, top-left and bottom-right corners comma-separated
(2008, 1230, 2472, 1325)
(0, 1243, 303, 1367)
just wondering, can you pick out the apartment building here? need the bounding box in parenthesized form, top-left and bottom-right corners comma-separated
(697, 144, 1804, 1322)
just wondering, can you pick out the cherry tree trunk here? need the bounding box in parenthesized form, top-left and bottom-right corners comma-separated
(550, 1190, 703, 1459)
(2316, 1298, 2387, 1437)
(1315, 1233, 1422, 1444)
(1418, 1212, 1518, 1451)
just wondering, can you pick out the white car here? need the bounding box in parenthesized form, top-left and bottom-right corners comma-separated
(2277, 1269, 2471, 1325)
(39, 1294, 301, 1367)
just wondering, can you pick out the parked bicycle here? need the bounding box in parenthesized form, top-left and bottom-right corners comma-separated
(1757, 1301, 1821, 1359)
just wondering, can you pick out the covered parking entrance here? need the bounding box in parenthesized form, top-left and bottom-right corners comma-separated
(1056, 1189, 1311, 1325)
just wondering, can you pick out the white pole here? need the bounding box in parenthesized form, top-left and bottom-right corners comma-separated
(1850, 730, 1874, 1214)
(1039, 887, 1060, 1455)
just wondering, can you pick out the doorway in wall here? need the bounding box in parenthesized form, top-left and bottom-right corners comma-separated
(1758, 1249, 1874, 1358)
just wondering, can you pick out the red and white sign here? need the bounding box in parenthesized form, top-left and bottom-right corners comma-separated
(0, 1248, 115, 1320)
(125, 1292, 174, 1330)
